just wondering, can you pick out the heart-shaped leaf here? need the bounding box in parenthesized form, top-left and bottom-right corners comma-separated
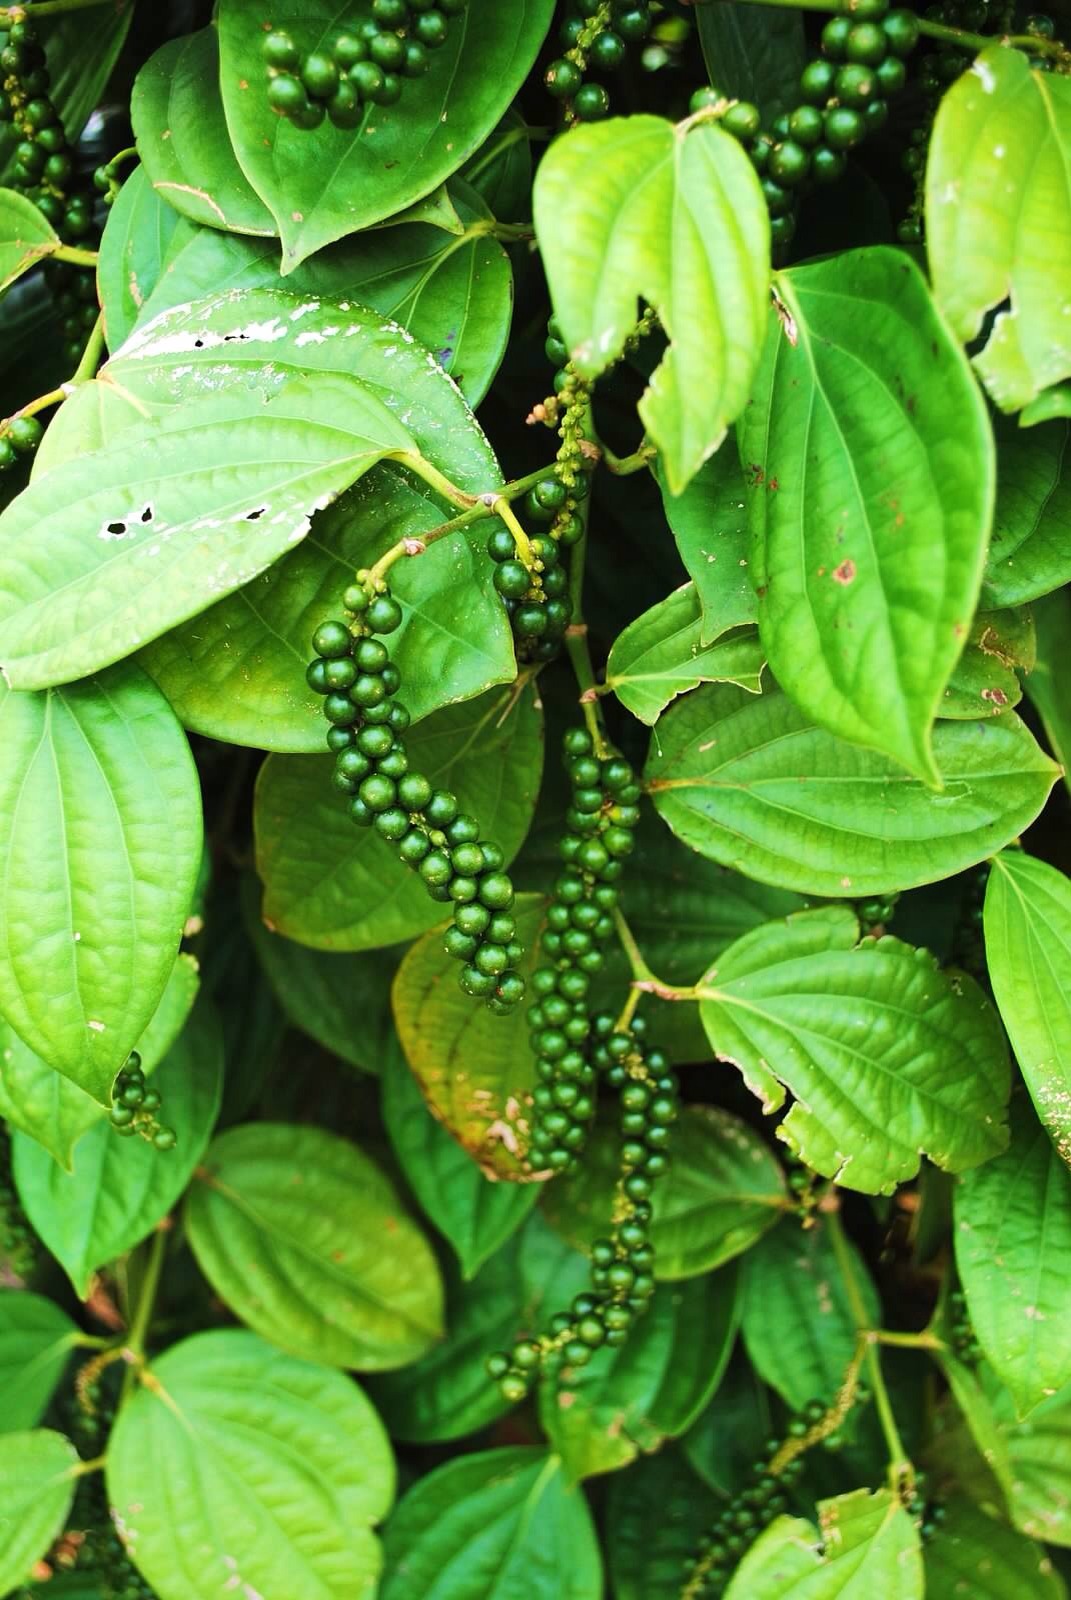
(0, 1430, 79, 1596)
(606, 585, 763, 724)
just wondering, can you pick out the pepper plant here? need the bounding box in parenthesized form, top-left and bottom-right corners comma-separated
(0, 0, 1070, 1595)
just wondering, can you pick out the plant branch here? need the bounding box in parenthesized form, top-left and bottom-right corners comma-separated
(119, 1225, 167, 1404)
(72, 315, 105, 385)
(366, 463, 554, 586)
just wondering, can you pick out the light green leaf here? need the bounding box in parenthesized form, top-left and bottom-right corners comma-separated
(984, 1381, 1071, 1546)
(380, 1447, 602, 1600)
(186, 1122, 444, 1370)
(534, 115, 769, 493)
(0, 665, 201, 1104)
(0, 1430, 79, 1595)
(742, 1217, 880, 1412)
(1026, 588, 1071, 789)
(542, 1105, 787, 1279)
(107, 1329, 393, 1600)
(941, 606, 1033, 718)
(392, 895, 546, 1181)
(381, 1042, 536, 1276)
(742, 248, 994, 781)
(13, 1000, 223, 1297)
(956, 1094, 1071, 1415)
(924, 1496, 1066, 1598)
(606, 585, 763, 724)
(926, 45, 1071, 411)
(0, 187, 59, 294)
(538, 1269, 739, 1482)
(700, 906, 1010, 1191)
(696, 3, 806, 123)
(131, 27, 275, 237)
(0, 370, 418, 691)
(725, 1491, 924, 1599)
(984, 418, 1071, 605)
(218, 0, 556, 271)
(96, 167, 196, 352)
(257, 684, 542, 952)
(985, 850, 1071, 1162)
(0, 1291, 78, 1432)
(0, 953, 200, 1169)
(656, 449, 757, 645)
(645, 681, 1059, 896)
(1022, 384, 1071, 427)
(606, 1450, 719, 1600)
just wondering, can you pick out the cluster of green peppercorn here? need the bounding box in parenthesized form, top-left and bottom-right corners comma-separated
(489, 1013, 678, 1401)
(109, 1052, 176, 1150)
(693, 0, 920, 249)
(262, 0, 468, 128)
(307, 577, 524, 1011)
(0, 412, 43, 477)
(525, 731, 642, 1172)
(544, 0, 653, 122)
(684, 1440, 808, 1597)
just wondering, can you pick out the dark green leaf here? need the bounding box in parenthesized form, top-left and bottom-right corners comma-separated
(0, 666, 202, 1103)
(696, 5, 807, 123)
(741, 248, 994, 780)
(984, 418, 1071, 606)
(606, 1450, 719, 1600)
(985, 850, 1071, 1163)
(535, 115, 769, 492)
(1026, 589, 1071, 789)
(656, 449, 757, 645)
(0, 188, 59, 294)
(942, 607, 1033, 718)
(606, 585, 763, 724)
(646, 681, 1059, 896)
(186, 1122, 445, 1369)
(924, 1496, 1066, 1598)
(380, 1447, 602, 1600)
(13, 999, 223, 1297)
(217, 0, 556, 270)
(723, 1490, 923, 1598)
(0, 1291, 78, 1433)
(107, 1329, 393, 1600)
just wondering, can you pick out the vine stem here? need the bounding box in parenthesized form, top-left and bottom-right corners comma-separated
(72, 314, 105, 385)
(71, 1454, 107, 1477)
(694, 0, 1065, 55)
(51, 244, 99, 268)
(119, 1225, 167, 1404)
(366, 462, 554, 586)
(827, 1210, 914, 1491)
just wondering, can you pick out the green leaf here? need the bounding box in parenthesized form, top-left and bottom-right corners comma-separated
(1026, 588, 1071, 790)
(0, 953, 200, 1169)
(645, 681, 1059, 897)
(0, 665, 201, 1103)
(217, 0, 555, 271)
(380, 1447, 602, 1600)
(129, 179, 512, 407)
(186, 1121, 444, 1369)
(742, 1217, 880, 1412)
(956, 1096, 1071, 1414)
(606, 1450, 719, 1600)
(367, 1241, 521, 1444)
(724, 1490, 924, 1598)
(244, 880, 397, 1076)
(538, 1269, 739, 1482)
(258, 684, 542, 951)
(741, 248, 994, 780)
(381, 1042, 536, 1276)
(1022, 385, 1071, 427)
(941, 606, 1033, 718)
(0, 371, 418, 691)
(0, 188, 59, 294)
(983, 1382, 1071, 1547)
(985, 850, 1071, 1163)
(131, 27, 275, 237)
(96, 168, 196, 352)
(682, 1347, 774, 1495)
(606, 585, 763, 724)
(924, 1496, 1067, 1598)
(0, 1430, 79, 1595)
(0, 1291, 78, 1432)
(926, 45, 1071, 412)
(460, 110, 534, 221)
(106, 1329, 393, 1600)
(392, 894, 546, 1180)
(542, 1105, 787, 1278)
(696, 4, 807, 123)
(12, 999, 223, 1297)
(984, 418, 1071, 606)
(535, 115, 769, 493)
(700, 906, 1011, 1191)
(656, 449, 757, 645)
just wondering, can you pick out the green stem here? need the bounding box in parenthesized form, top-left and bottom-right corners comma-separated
(367, 464, 553, 586)
(875, 1328, 946, 1352)
(71, 1454, 107, 1477)
(72, 1333, 115, 1352)
(695, 0, 1064, 54)
(72, 315, 105, 385)
(119, 1226, 167, 1404)
(3, 385, 66, 429)
(393, 450, 480, 514)
(51, 244, 99, 268)
(602, 442, 657, 477)
(827, 1211, 913, 1489)
(460, 121, 550, 188)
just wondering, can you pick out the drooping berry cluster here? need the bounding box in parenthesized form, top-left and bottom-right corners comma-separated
(948, 1288, 983, 1364)
(525, 732, 641, 1174)
(544, 0, 653, 122)
(307, 577, 524, 1011)
(109, 1052, 176, 1150)
(489, 1015, 677, 1402)
(488, 510, 575, 664)
(683, 1443, 804, 1597)
(855, 890, 900, 932)
(262, 0, 468, 129)
(692, 1, 920, 251)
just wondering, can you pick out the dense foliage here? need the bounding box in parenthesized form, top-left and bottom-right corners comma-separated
(0, 0, 1070, 1595)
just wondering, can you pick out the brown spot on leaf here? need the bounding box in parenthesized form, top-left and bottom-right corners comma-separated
(982, 686, 1009, 705)
(832, 559, 856, 585)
